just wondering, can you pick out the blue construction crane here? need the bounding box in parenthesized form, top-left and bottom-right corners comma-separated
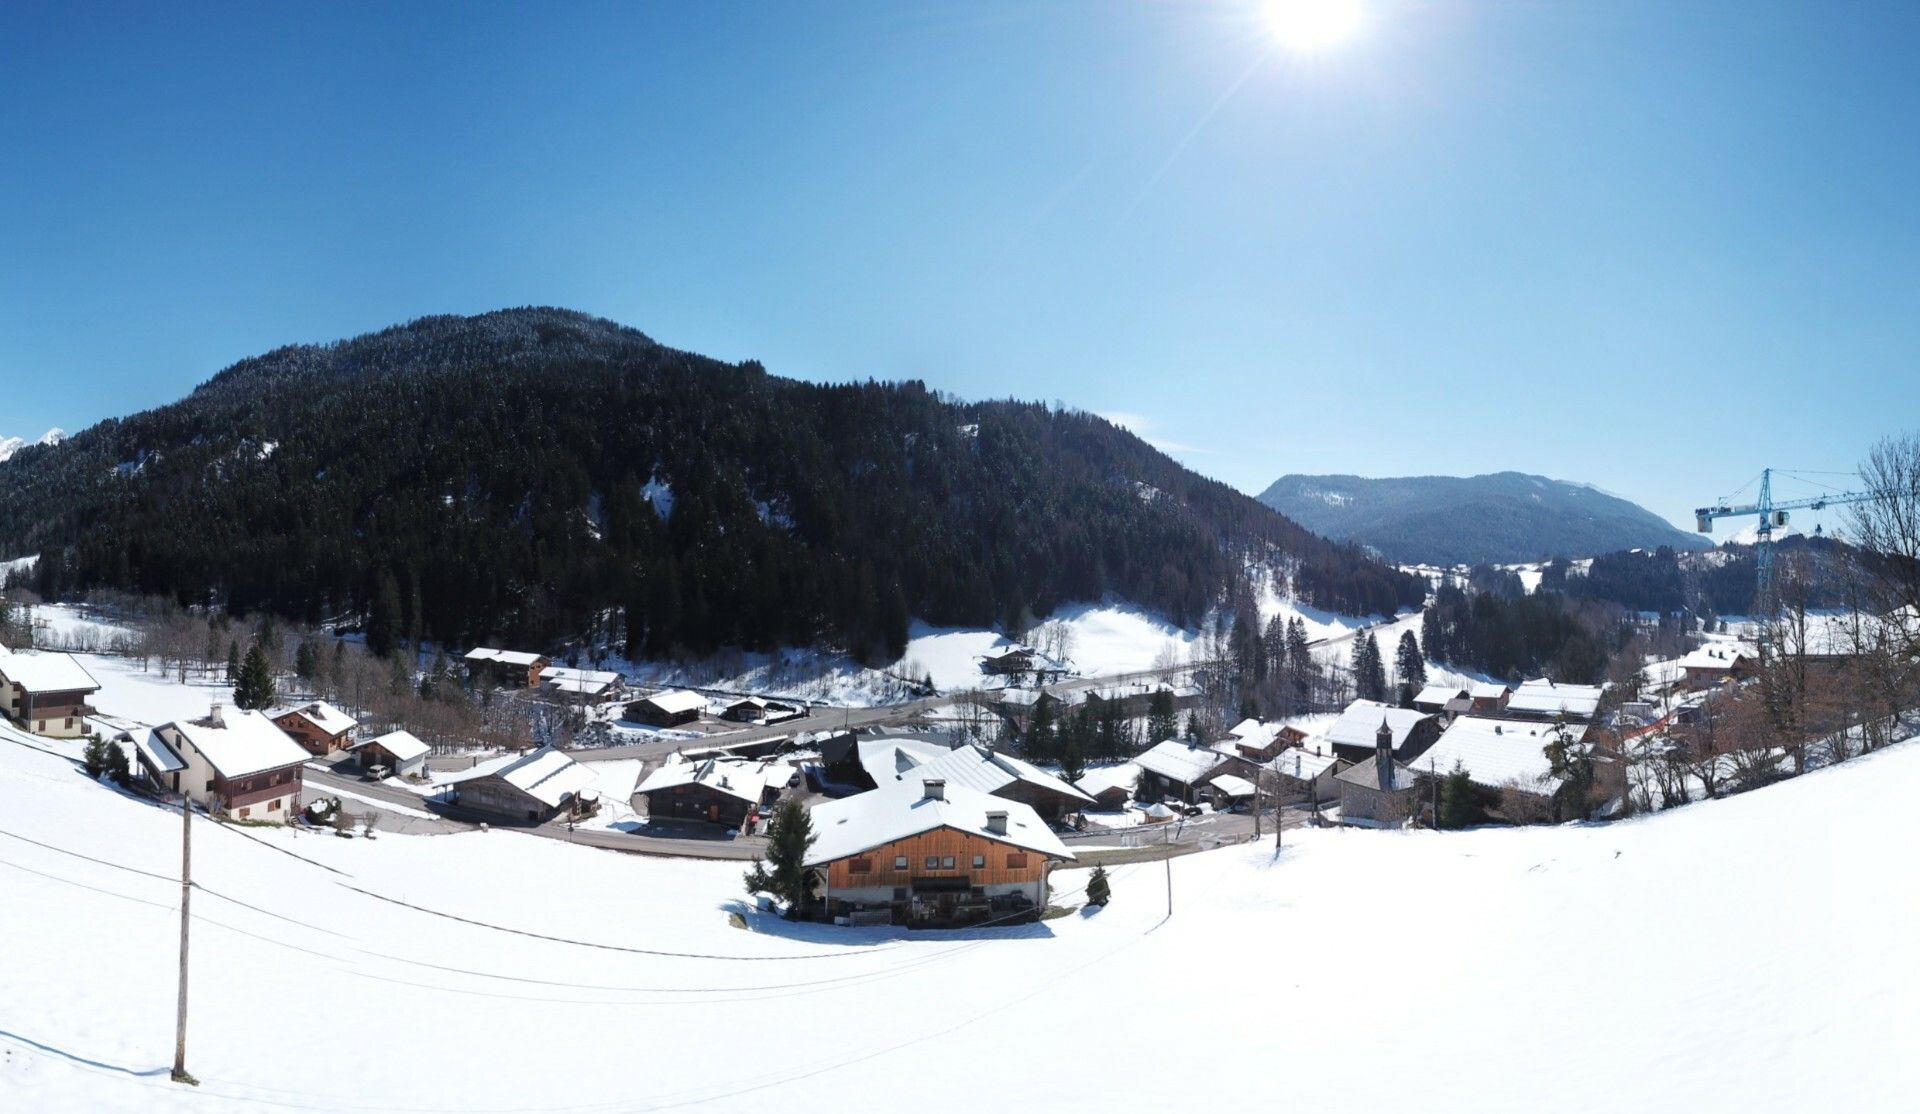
(1694, 467, 1877, 615)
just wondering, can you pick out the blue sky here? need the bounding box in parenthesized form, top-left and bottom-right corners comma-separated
(4, 1, 1916, 533)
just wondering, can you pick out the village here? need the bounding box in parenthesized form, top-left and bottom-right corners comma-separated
(2, 584, 1895, 933)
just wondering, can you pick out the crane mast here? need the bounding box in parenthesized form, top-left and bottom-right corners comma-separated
(1693, 467, 1877, 623)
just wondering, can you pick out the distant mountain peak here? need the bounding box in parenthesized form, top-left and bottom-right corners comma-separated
(0, 428, 64, 463)
(1258, 471, 1709, 566)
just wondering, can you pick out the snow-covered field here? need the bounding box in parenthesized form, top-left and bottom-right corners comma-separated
(3, 705, 1916, 1111)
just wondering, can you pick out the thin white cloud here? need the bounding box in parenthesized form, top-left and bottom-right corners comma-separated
(1096, 410, 1209, 456)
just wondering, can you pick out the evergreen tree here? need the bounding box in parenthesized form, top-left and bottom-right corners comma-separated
(295, 640, 317, 683)
(1145, 689, 1178, 745)
(225, 639, 241, 682)
(367, 570, 402, 659)
(743, 798, 817, 917)
(1059, 727, 1085, 785)
(1439, 762, 1481, 829)
(1183, 711, 1202, 743)
(1027, 696, 1058, 763)
(1085, 863, 1111, 907)
(1395, 630, 1426, 690)
(1352, 633, 1387, 702)
(234, 643, 276, 710)
(83, 736, 130, 785)
(1285, 617, 1313, 707)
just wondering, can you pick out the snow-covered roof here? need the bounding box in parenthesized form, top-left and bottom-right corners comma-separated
(1074, 762, 1139, 798)
(167, 709, 312, 779)
(1679, 643, 1757, 671)
(1469, 682, 1509, 700)
(1507, 680, 1605, 720)
(1226, 718, 1288, 751)
(636, 757, 769, 805)
(896, 743, 1095, 805)
(855, 737, 962, 786)
(1210, 773, 1256, 798)
(272, 700, 357, 737)
(1335, 755, 1421, 792)
(1411, 716, 1564, 795)
(804, 778, 1073, 866)
(463, 647, 546, 667)
(1263, 746, 1341, 780)
(1321, 700, 1435, 751)
(132, 728, 185, 774)
(353, 729, 430, 763)
(633, 689, 707, 716)
(443, 745, 595, 808)
(0, 648, 101, 694)
(542, 666, 622, 686)
(1412, 683, 1468, 706)
(1134, 739, 1229, 786)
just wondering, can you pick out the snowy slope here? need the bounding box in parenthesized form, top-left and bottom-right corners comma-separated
(3, 707, 1916, 1110)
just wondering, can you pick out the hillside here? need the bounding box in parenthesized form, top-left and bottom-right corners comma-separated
(0, 309, 1423, 661)
(2, 713, 1914, 1111)
(0, 428, 63, 464)
(1259, 472, 1710, 566)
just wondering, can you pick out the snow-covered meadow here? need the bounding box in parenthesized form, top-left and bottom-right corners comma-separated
(3, 707, 1915, 1111)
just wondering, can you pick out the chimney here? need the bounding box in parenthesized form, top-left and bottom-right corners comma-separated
(985, 810, 1008, 835)
(922, 778, 946, 802)
(1375, 718, 1394, 791)
(208, 702, 225, 728)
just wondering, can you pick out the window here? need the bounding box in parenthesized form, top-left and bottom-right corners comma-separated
(850, 857, 873, 874)
(892, 887, 908, 901)
(238, 807, 250, 819)
(268, 798, 281, 811)
(941, 856, 955, 869)
(925, 856, 940, 870)
(1006, 853, 1028, 869)
(893, 856, 908, 870)
(972, 854, 986, 869)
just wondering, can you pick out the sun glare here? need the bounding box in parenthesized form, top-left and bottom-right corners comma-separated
(1264, 0, 1366, 52)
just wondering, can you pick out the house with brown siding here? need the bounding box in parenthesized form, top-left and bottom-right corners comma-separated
(270, 700, 359, 755)
(0, 647, 101, 739)
(145, 705, 310, 823)
(635, 757, 780, 829)
(806, 777, 1073, 926)
(462, 647, 550, 690)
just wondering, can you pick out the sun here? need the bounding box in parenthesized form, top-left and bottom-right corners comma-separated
(1263, 0, 1367, 52)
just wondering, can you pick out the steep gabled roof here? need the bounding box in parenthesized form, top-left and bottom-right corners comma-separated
(1134, 739, 1229, 786)
(0, 648, 101, 695)
(804, 779, 1072, 866)
(353, 729, 430, 763)
(1321, 700, 1435, 751)
(442, 745, 595, 807)
(272, 700, 357, 737)
(1413, 716, 1565, 795)
(168, 709, 311, 779)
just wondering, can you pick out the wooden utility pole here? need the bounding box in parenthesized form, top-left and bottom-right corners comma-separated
(1163, 849, 1173, 918)
(171, 793, 196, 1085)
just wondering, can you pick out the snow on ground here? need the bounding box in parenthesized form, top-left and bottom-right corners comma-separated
(74, 651, 235, 728)
(6, 712, 1917, 1111)
(3, 714, 1920, 1114)
(613, 601, 1218, 707)
(25, 602, 140, 653)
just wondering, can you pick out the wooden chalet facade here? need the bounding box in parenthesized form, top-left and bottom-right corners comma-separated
(147, 706, 311, 824)
(627, 689, 707, 727)
(979, 647, 1036, 676)
(806, 778, 1073, 927)
(635, 758, 778, 829)
(442, 746, 596, 824)
(0, 649, 101, 739)
(462, 648, 550, 690)
(270, 701, 358, 756)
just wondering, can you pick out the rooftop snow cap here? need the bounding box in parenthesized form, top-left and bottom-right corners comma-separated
(985, 809, 1009, 834)
(922, 777, 946, 802)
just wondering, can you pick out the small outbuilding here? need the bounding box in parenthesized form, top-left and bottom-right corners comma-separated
(635, 757, 777, 829)
(627, 689, 707, 727)
(462, 648, 550, 690)
(441, 745, 596, 824)
(351, 729, 431, 779)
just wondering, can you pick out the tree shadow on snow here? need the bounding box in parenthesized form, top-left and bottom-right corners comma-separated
(717, 899, 1058, 946)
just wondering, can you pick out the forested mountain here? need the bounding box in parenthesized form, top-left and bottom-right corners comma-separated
(1258, 472, 1710, 566)
(0, 308, 1423, 662)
